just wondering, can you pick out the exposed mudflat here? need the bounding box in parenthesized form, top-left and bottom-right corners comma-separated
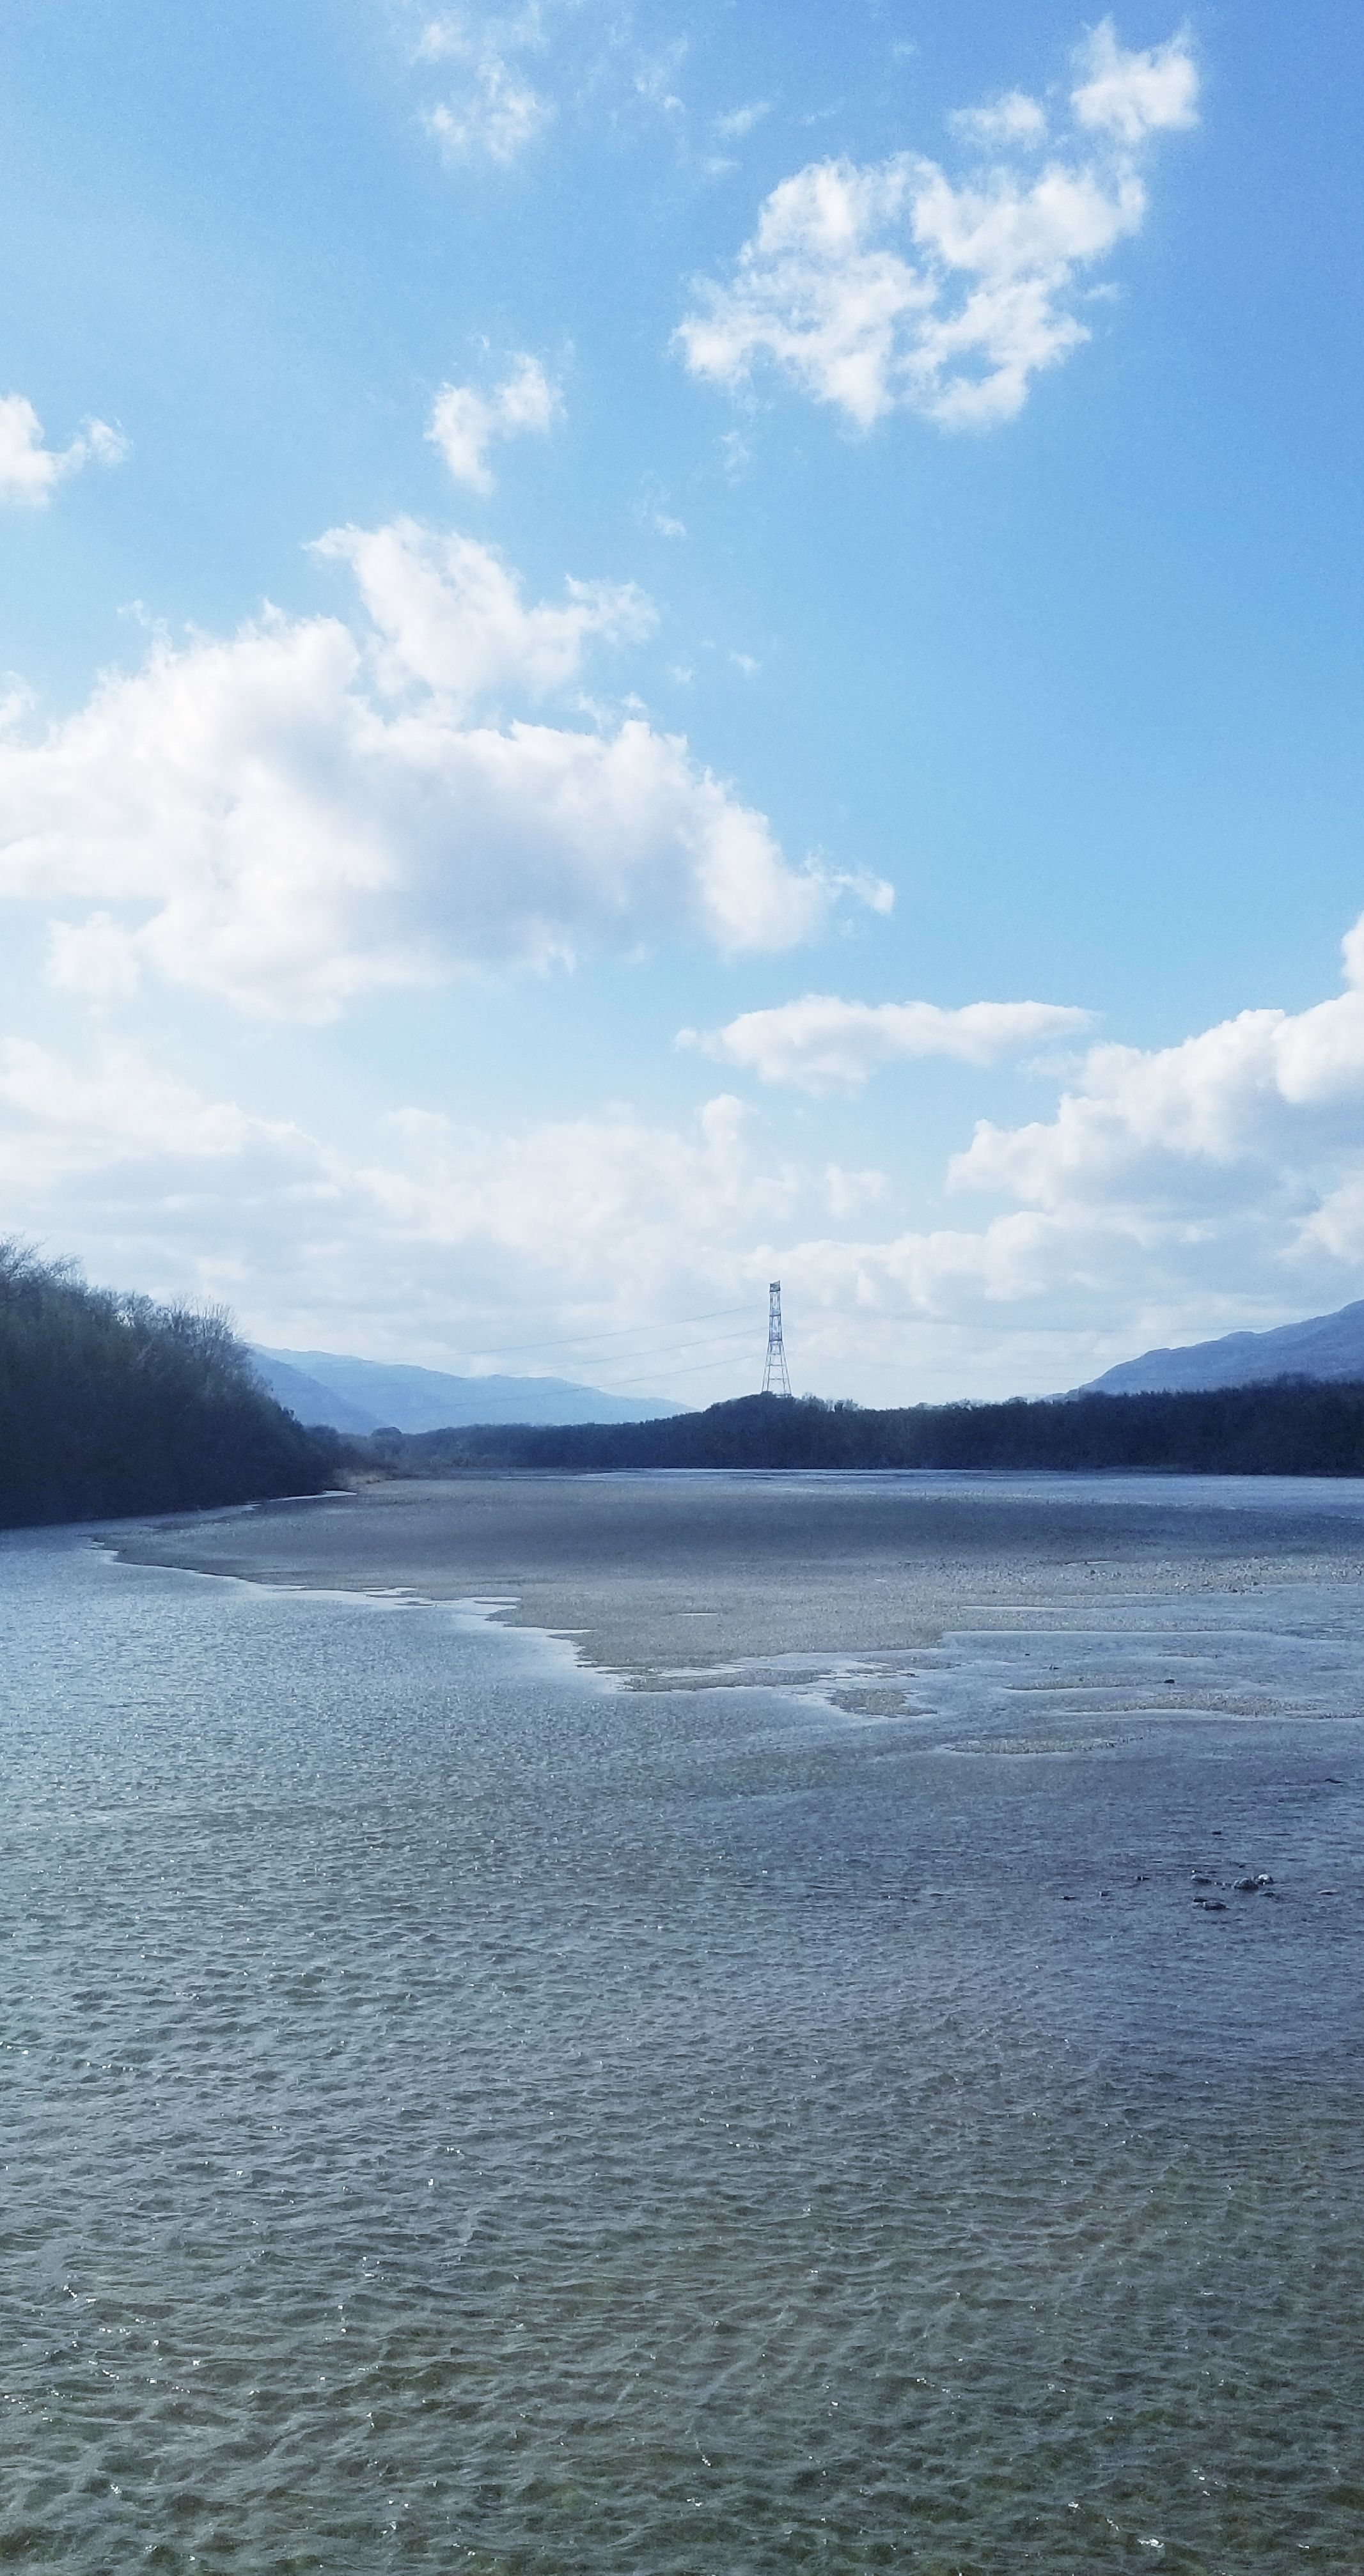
(111, 1467, 1364, 1694)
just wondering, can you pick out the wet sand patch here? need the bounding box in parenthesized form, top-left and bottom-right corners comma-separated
(107, 1470, 1364, 1724)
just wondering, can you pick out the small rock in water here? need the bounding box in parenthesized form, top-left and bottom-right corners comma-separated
(1234, 1873, 1274, 1894)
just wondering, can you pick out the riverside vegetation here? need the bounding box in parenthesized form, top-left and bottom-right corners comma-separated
(0, 1242, 340, 1528)
(346, 1380, 1364, 1479)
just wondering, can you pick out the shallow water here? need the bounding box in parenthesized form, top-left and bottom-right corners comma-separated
(2, 1521, 1363, 2572)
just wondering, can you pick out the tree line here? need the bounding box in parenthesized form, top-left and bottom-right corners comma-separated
(343, 1381, 1364, 1479)
(0, 1241, 340, 1528)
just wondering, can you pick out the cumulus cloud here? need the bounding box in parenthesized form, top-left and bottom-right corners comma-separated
(675, 17, 1198, 430)
(952, 921, 1364, 1219)
(0, 1026, 1299, 1409)
(427, 354, 560, 491)
(683, 918, 1364, 1384)
(0, 395, 127, 506)
(314, 517, 652, 704)
(0, 1028, 1127, 1402)
(1070, 19, 1199, 144)
(0, 518, 875, 1019)
(17, 917, 1364, 1401)
(0, 1035, 799, 1362)
(689, 994, 1092, 1091)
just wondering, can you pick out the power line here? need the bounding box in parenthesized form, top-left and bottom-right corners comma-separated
(584, 1326, 755, 1385)
(454, 1301, 753, 1362)
(591, 1351, 762, 1391)
(799, 1308, 1083, 1338)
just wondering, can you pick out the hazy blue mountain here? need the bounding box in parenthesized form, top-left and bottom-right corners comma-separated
(250, 1354, 384, 1434)
(1077, 1299, 1364, 1395)
(251, 1347, 687, 1430)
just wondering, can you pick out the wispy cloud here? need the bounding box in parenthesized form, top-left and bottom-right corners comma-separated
(675, 19, 1198, 431)
(404, 4, 698, 168)
(950, 90, 1048, 150)
(0, 395, 128, 506)
(416, 9, 553, 164)
(715, 100, 769, 141)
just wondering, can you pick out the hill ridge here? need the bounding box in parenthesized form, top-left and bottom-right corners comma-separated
(1076, 1298, 1364, 1396)
(251, 1344, 687, 1431)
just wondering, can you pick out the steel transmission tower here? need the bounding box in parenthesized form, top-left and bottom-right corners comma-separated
(762, 1279, 792, 1396)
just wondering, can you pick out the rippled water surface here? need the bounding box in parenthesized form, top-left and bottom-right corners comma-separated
(3, 1520, 1363, 2572)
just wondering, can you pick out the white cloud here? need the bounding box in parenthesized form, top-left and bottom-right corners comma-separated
(673, 918, 1364, 1387)
(427, 74, 549, 164)
(634, 36, 687, 116)
(675, 19, 1198, 430)
(428, 354, 560, 490)
(0, 1025, 1308, 1409)
(952, 919, 1364, 1219)
(0, 519, 877, 1020)
(0, 1028, 1147, 1393)
(408, 5, 694, 167)
(416, 14, 553, 164)
(47, 910, 143, 1002)
(17, 917, 1364, 1401)
(950, 91, 1049, 150)
(824, 1163, 886, 1217)
(0, 1031, 1117, 1402)
(1071, 19, 1199, 145)
(315, 517, 652, 705)
(716, 101, 769, 141)
(0, 395, 128, 506)
(0, 1036, 800, 1368)
(691, 994, 1093, 1091)
(0, 1038, 270, 1185)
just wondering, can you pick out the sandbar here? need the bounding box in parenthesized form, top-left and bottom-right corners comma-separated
(110, 1469, 1364, 1692)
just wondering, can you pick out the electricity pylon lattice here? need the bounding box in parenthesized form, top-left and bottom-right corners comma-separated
(762, 1279, 792, 1397)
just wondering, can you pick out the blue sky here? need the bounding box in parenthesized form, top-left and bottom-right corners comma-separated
(0, 0, 1361, 1403)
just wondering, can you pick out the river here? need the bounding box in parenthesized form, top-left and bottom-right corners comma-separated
(2, 1490, 1362, 2570)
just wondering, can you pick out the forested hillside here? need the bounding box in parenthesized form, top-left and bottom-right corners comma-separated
(349, 1382, 1364, 1479)
(0, 1242, 340, 1528)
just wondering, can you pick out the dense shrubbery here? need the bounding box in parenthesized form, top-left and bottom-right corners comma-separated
(348, 1380, 1364, 1479)
(0, 1241, 341, 1527)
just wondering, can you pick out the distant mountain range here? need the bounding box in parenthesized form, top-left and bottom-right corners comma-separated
(1077, 1299, 1364, 1395)
(250, 1345, 687, 1432)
